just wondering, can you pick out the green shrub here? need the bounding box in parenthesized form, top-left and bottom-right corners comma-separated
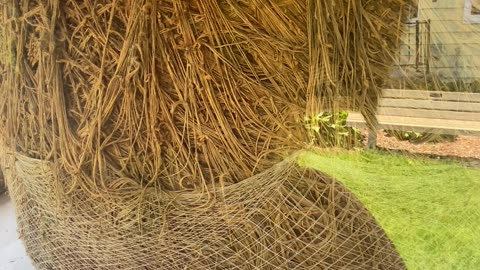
(304, 111, 364, 148)
(385, 130, 457, 143)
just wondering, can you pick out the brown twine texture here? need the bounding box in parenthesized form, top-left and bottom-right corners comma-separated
(0, 0, 409, 191)
(0, 170, 5, 195)
(4, 152, 405, 269)
(0, 0, 411, 269)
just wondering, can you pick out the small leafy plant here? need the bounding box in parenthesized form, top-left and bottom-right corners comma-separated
(385, 130, 457, 143)
(304, 111, 363, 148)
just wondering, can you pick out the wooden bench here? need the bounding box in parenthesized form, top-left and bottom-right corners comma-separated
(346, 89, 480, 147)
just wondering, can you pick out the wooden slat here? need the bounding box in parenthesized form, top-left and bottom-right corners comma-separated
(380, 99, 480, 113)
(346, 112, 480, 136)
(382, 89, 480, 103)
(377, 108, 480, 121)
(376, 115, 480, 136)
(346, 113, 369, 128)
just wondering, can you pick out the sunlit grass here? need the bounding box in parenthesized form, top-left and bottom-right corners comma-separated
(298, 150, 480, 270)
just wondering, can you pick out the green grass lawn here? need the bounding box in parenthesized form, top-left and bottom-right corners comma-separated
(298, 150, 480, 270)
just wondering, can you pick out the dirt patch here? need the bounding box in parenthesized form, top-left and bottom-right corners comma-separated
(362, 129, 480, 167)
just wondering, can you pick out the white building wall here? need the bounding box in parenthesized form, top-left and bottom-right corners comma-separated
(398, 0, 480, 81)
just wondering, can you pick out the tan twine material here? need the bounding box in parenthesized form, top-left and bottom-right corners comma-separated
(4, 152, 404, 269)
(0, 0, 411, 268)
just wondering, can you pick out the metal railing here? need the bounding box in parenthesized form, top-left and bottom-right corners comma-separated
(398, 20, 432, 73)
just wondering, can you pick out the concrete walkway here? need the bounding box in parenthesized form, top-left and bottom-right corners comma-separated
(0, 194, 35, 270)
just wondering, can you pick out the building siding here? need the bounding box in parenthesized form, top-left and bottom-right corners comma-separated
(398, 0, 480, 80)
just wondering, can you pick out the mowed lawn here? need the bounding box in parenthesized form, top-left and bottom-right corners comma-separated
(298, 150, 480, 270)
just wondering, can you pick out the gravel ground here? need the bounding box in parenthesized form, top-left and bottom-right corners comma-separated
(363, 129, 480, 160)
